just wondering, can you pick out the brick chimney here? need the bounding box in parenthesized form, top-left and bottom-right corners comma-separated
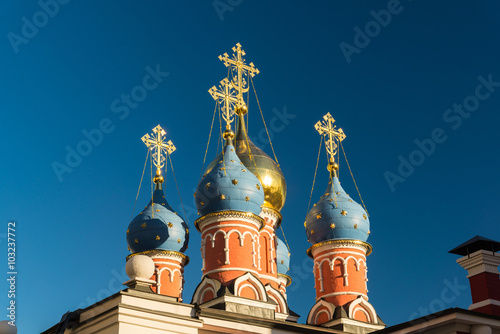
(449, 236, 500, 316)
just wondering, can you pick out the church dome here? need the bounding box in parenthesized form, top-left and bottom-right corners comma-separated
(204, 115, 286, 212)
(305, 175, 370, 245)
(196, 135, 265, 217)
(276, 237, 290, 274)
(127, 185, 189, 254)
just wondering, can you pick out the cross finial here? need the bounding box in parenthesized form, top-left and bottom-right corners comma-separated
(208, 78, 239, 128)
(218, 43, 259, 109)
(141, 125, 176, 175)
(314, 113, 346, 170)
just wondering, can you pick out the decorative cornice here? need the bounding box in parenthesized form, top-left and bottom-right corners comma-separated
(307, 239, 372, 258)
(260, 207, 282, 228)
(195, 210, 265, 232)
(457, 250, 500, 277)
(126, 249, 190, 266)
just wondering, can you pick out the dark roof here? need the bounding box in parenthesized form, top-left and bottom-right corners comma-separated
(449, 235, 500, 256)
(373, 308, 500, 333)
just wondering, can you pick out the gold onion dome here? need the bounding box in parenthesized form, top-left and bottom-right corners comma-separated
(204, 112, 286, 212)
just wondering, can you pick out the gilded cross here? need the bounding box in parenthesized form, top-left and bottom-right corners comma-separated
(314, 113, 346, 164)
(208, 78, 239, 127)
(141, 125, 176, 173)
(218, 43, 259, 103)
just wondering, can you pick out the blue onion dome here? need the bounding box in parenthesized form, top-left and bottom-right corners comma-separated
(204, 113, 286, 212)
(195, 131, 265, 217)
(305, 173, 370, 245)
(276, 237, 290, 274)
(127, 178, 189, 254)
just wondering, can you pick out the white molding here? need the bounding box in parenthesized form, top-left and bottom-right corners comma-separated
(192, 277, 220, 305)
(269, 234, 276, 273)
(157, 267, 181, 283)
(200, 286, 216, 304)
(265, 285, 287, 313)
(348, 297, 378, 324)
(259, 208, 281, 228)
(469, 298, 500, 310)
(315, 250, 366, 262)
(315, 310, 330, 324)
(203, 267, 260, 277)
(199, 217, 261, 233)
(153, 261, 182, 268)
(317, 291, 368, 302)
(237, 283, 260, 299)
(200, 294, 276, 311)
(311, 242, 369, 258)
(200, 239, 206, 271)
(260, 229, 273, 238)
(234, 272, 267, 301)
(202, 229, 259, 267)
(353, 307, 371, 321)
(323, 317, 385, 330)
(457, 250, 500, 277)
(307, 299, 335, 325)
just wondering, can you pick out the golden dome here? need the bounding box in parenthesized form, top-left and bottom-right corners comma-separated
(204, 114, 286, 212)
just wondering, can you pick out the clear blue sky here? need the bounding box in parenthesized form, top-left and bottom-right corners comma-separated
(1, 1, 500, 333)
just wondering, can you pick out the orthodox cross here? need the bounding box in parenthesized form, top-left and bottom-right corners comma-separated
(218, 43, 259, 104)
(141, 125, 176, 174)
(314, 113, 346, 165)
(208, 78, 239, 127)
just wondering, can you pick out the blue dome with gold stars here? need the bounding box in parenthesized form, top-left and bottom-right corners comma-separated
(276, 237, 290, 274)
(305, 176, 370, 245)
(196, 141, 264, 217)
(127, 186, 189, 253)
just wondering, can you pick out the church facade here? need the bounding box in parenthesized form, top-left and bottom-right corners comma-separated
(42, 44, 500, 334)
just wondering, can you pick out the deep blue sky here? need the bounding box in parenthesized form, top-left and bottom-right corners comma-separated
(1, 1, 500, 333)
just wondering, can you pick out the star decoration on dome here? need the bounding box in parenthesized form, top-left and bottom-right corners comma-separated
(314, 113, 346, 166)
(142, 125, 176, 173)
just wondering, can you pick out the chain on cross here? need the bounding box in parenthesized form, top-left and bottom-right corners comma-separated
(141, 125, 176, 173)
(314, 113, 346, 165)
(208, 78, 239, 128)
(218, 43, 260, 105)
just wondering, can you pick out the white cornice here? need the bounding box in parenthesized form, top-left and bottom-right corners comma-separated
(310, 241, 370, 258)
(469, 298, 500, 310)
(457, 250, 500, 277)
